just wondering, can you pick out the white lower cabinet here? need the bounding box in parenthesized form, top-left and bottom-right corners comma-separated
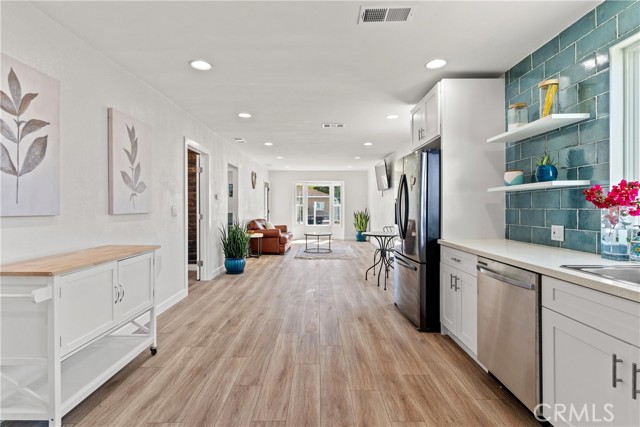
(0, 245, 159, 427)
(542, 276, 640, 427)
(440, 247, 478, 355)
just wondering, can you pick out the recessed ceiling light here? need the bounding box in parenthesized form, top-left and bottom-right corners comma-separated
(238, 112, 252, 118)
(354, 156, 361, 159)
(347, 165, 353, 168)
(285, 165, 290, 168)
(276, 156, 284, 159)
(364, 142, 373, 146)
(264, 142, 273, 146)
(386, 114, 399, 120)
(189, 60, 212, 71)
(425, 59, 447, 69)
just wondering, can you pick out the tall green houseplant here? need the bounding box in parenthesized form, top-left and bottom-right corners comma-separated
(220, 221, 251, 274)
(353, 208, 370, 242)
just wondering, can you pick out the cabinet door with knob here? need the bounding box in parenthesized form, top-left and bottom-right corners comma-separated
(440, 248, 478, 355)
(542, 307, 639, 426)
(440, 262, 458, 333)
(116, 252, 154, 322)
(59, 262, 118, 357)
(410, 102, 425, 146)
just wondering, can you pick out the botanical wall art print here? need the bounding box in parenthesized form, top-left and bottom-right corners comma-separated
(0, 54, 60, 217)
(108, 108, 152, 214)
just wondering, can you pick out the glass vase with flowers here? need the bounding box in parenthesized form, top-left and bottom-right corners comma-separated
(583, 180, 640, 260)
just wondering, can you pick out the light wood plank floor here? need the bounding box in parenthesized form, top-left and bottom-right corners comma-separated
(3, 242, 539, 427)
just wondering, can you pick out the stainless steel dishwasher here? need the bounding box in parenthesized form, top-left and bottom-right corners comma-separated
(477, 257, 541, 414)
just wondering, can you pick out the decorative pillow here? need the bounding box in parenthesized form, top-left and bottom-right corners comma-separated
(265, 221, 276, 229)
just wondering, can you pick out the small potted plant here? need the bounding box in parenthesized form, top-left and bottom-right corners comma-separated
(535, 151, 558, 182)
(220, 221, 251, 274)
(353, 209, 370, 242)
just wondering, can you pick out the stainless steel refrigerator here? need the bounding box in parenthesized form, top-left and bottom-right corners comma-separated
(394, 149, 440, 332)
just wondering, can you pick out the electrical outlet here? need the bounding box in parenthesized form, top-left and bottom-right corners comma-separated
(551, 225, 565, 242)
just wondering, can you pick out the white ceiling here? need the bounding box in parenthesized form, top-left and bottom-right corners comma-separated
(33, 0, 601, 171)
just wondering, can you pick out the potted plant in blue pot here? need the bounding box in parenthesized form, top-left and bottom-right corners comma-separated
(220, 221, 251, 274)
(535, 151, 558, 182)
(353, 209, 370, 242)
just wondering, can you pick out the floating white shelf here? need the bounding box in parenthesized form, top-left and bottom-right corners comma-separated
(487, 113, 590, 144)
(487, 180, 591, 192)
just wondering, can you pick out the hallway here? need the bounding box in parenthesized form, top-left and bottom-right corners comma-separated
(58, 242, 537, 426)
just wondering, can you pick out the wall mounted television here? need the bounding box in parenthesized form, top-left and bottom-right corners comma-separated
(375, 160, 390, 191)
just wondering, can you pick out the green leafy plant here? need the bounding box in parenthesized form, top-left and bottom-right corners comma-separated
(353, 208, 370, 232)
(220, 221, 251, 259)
(1, 68, 49, 203)
(536, 151, 556, 167)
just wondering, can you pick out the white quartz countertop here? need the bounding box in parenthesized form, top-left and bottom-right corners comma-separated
(438, 239, 640, 303)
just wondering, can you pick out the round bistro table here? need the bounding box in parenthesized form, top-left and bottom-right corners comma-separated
(363, 231, 397, 290)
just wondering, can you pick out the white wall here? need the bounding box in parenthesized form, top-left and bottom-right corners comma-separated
(0, 2, 268, 306)
(269, 170, 368, 240)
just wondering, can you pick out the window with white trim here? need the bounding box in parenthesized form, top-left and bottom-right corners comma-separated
(294, 182, 343, 226)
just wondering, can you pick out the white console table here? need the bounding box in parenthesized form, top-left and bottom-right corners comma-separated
(0, 245, 160, 426)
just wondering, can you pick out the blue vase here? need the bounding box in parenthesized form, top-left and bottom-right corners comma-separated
(355, 231, 367, 242)
(224, 258, 246, 274)
(535, 164, 558, 182)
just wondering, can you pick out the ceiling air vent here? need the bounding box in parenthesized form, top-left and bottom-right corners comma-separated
(322, 123, 345, 128)
(358, 5, 414, 24)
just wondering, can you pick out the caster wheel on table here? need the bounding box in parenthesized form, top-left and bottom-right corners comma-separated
(150, 346, 158, 356)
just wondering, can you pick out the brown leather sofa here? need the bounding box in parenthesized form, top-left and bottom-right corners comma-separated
(247, 219, 293, 255)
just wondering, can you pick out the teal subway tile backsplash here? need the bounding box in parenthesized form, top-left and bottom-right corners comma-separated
(558, 143, 597, 169)
(577, 18, 617, 58)
(532, 227, 561, 247)
(533, 37, 560, 67)
(545, 47, 576, 78)
(580, 117, 609, 144)
(547, 126, 579, 152)
(503, 0, 639, 254)
(563, 229, 598, 252)
(578, 71, 609, 101)
(509, 57, 532, 82)
(578, 209, 601, 231)
(532, 190, 561, 209)
(596, 0, 633, 24)
(521, 210, 545, 227)
(509, 225, 532, 243)
(560, 55, 597, 86)
(619, 1, 640, 35)
(546, 209, 577, 229)
(596, 140, 609, 163)
(559, 10, 596, 49)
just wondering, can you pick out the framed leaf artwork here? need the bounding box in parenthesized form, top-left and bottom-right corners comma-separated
(1, 54, 60, 217)
(108, 108, 152, 214)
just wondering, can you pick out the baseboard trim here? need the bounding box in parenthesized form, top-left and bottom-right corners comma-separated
(157, 288, 188, 315)
(117, 288, 188, 335)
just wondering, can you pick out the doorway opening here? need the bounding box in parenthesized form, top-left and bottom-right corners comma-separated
(185, 139, 210, 288)
(228, 164, 239, 225)
(264, 181, 270, 221)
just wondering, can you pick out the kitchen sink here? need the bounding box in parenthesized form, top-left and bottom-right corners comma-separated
(561, 265, 640, 286)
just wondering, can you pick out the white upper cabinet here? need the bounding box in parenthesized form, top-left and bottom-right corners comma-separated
(422, 82, 441, 144)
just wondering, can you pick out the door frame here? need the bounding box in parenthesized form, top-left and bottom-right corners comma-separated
(264, 181, 270, 221)
(184, 138, 211, 289)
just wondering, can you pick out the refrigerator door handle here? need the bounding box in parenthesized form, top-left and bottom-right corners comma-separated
(401, 174, 409, 239)
(396, 174, 407, 239)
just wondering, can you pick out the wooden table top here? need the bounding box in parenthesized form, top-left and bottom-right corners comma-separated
(0, 245, 160, 277)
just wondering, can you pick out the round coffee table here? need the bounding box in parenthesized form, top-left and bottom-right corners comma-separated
(304, 232, 332, 253)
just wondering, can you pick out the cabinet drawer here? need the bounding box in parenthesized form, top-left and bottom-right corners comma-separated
(441, 246, 477, 276)
(542, 276, 640, 348)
